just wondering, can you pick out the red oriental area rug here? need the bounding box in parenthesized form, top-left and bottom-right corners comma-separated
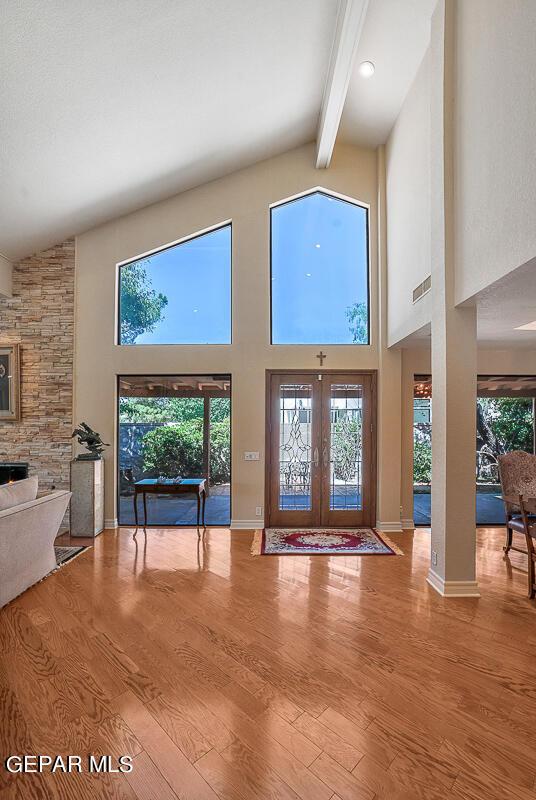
(251, 528, 403, 556)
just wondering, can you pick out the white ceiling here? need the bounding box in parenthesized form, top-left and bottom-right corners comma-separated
(477, 257, 536, 348)
(0, 0, 337, 260)
(340, 0, 435, 147)
(1, 0, 434, 261)
(391, 257, 536, 350)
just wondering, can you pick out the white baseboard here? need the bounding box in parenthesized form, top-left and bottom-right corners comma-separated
(231, 519, 263, 530)
(375, 520, 403, 533)
(104, 518, 118, 529)
(427, 569, 480, 598)
(401, 518, 414, 530)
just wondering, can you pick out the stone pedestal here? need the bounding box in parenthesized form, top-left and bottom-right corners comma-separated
(70, 459, 104, 537)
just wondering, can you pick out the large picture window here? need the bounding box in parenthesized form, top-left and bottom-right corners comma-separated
(270, 191, 369, 345)
(118, 224, 231, 345)
(118, 375, 231, 526)
(412, 375, 536, 526)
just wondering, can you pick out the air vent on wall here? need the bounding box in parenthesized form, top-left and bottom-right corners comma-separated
(413, 274, 431, 303)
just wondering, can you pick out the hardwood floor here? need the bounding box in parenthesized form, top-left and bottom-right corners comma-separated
(1, 525, 536, 799)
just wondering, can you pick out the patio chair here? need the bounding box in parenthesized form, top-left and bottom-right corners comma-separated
(498, 451, 536, 555)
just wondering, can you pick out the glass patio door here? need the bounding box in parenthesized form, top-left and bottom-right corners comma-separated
(267, 372, 375, 528)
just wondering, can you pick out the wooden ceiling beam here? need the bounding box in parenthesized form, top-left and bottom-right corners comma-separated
(316, 0, 369, 169)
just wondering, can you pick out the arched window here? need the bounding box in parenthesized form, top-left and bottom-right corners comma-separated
(270, 191, 369, 345)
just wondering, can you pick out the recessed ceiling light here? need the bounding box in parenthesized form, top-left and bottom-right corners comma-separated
(305, 273, 312, 277)
(315, 243, 321, 249)
(193, 308, 198, 313)
(358, 61, 375, 78)
(515, 320, 536, 330)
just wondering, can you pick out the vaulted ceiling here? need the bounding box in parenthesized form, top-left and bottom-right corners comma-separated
(1, 0, 434, 261)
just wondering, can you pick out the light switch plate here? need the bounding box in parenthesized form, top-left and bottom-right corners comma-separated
(244, 451, 260, 461)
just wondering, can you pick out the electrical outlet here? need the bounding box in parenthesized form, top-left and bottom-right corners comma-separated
(431, 550, 438, 566)
(255, 506, 263, 517)
(244, 451, 260, 461)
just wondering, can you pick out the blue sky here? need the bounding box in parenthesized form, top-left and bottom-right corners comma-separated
(272, 192, 368, 344)
(121, 192, 368, 345)
(129, 225, 232, 344)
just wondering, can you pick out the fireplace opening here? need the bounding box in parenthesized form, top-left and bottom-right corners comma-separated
(0, 462, 29, 484)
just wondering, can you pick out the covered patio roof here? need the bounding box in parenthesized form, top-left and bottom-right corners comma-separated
(119, 374, 231, 399)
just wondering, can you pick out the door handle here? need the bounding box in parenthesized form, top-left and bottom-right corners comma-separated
(322, 447, 329, 467)
(313, 447, 319, 468)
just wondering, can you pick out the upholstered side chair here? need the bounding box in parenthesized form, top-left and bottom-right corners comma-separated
(498, 451, 536, 555)
(518, 495, 536, 599)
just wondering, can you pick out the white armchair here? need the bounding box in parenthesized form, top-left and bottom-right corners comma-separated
(0, 490, 71, 607)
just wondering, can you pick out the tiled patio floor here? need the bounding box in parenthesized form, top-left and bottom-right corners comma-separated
(414, 491, 505, 526)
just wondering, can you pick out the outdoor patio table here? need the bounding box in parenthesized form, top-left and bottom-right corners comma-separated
(133, 478, 206, 529)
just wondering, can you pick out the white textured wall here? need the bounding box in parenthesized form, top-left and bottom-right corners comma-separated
(386, 48, 431, 347)
(455, 0, 536, 302)
(75, 143, 379, 525)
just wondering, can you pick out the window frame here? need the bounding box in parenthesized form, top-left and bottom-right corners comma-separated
(116, 221, 233, 346)
(115, 373, 232, 526)
(269, 189, 370, 346)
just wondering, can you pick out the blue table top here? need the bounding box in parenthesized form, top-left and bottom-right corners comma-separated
(135, 478, 205, 486)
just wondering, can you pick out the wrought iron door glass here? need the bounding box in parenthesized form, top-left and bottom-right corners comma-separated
(279, 384, 313, 510)
(329, 384, 363, 510)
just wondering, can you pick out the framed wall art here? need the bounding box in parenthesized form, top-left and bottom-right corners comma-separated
(0, 344, 21, 421)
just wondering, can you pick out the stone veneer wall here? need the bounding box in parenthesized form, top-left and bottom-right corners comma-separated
(0, 240, 75, 497)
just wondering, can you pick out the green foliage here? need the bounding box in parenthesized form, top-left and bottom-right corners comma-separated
(120, 261, 168, 344)
(332, 417, 362, 482)
(413, 438, 432, 484)
(211, 398, 231, 424)
(478, 398, 533, 453)
(346, 301, 369, 344)
(141, 418, 230, 484)
(119, 396, 230, 424)
(120, 397, 203, 423)
(412, 398, 533, 486)
(209, 420, 231, 484)
(142, 421, 203, 478)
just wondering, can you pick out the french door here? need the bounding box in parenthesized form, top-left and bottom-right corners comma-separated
(266, 372, 376, 528)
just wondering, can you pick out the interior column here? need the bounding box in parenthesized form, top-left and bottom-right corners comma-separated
(429, 306, 478, 596)
(376, 145, 402, 533)
(400, 350, 417, 529)
(428, 0, 479, 596)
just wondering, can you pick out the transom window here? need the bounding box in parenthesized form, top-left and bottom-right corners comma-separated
(118, 223, 231, 345)
(270, 191, 369, 345)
